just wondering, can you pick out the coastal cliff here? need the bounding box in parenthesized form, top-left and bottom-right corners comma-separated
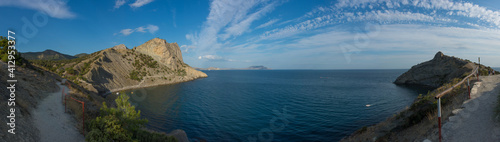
(33, 38, 207, 94)
(342, 52, 497, 141)
(394, 51, 475, 88)
(86, 38, 207, 93)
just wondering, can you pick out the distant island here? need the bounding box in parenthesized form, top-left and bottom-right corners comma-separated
(195, 65, 270, 70)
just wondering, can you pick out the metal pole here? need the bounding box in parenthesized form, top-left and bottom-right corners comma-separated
(83, 102, 85, 136)
(62, 87, 64, 103)
(438, 98, 442, 142)
(477, 70, 479, 81)
(468, 78, 470, 99)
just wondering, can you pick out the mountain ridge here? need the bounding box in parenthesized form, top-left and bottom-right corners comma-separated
(22, 49, 77, 60)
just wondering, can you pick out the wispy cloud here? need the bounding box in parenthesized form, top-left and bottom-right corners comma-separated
(0, 0, 76, 19)
(114, 0, 126, 9)
(145, 25, 159, 33)
(221, 1, 279, 40)
(232, 24, 500, 69)
(185, 0, 278, 61)
(129, 0, 154, 8)
(198, 55, 234, 62)
(259, 0, 500, 41)
(185, 0, 500, 68)
(116, 24, 159, 36)
(256, 19, 280, 29)
(171, 8, 177, 28)
(119, 29, 134, 36)
(334, 0, 500, 28)
(180, 45, 196, 53)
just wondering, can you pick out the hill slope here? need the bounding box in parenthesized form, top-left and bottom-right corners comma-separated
(32, 38, 207, 94)
(394, 51, 475, 88)
(22, 49, 77, 60)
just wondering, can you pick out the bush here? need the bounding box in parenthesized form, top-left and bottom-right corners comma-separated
(134, 129, 177, 142)
(129, 70, 142, 81)
(86, 94, 148, 142)
(65, 67, 75, 75)
(0, 36, 24, 65)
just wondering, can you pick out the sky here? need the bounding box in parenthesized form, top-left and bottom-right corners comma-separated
(1, 0, 500, 69)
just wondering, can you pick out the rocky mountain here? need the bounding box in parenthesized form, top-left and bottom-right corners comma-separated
(133, 38, 182, 69)
(394, 51, 475, 88)
(22, 49, 77, 60)
(34, 38, 207, 94)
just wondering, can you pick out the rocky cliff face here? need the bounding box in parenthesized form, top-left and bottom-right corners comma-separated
(58, 38, 207, 94)
(112, 44, 127, 50)
(133, 38, 183, 69)
(394, 51, 475, 88)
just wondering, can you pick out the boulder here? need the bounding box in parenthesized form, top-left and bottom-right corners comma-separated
(111, 44, 127, 50)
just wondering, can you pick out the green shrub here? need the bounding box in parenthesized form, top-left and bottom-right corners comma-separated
(86, 94, 148, 142)
(134, 129, 177, 142)
(65, 67, 75, 75)
(0, 36, 24, 65)
(129, 70, 142, 81)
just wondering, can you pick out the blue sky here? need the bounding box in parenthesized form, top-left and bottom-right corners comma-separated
(1, 0, 500, 69)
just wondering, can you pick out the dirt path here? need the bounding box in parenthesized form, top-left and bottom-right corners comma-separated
(32, 81, 85, 142)
(442, 75, 500, 141)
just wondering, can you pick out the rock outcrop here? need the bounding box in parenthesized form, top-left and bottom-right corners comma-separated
(59, 38, 207, 94)
(112, 44, 127, 50)
(133, 38, 183, 69)
(394, 51, 475, 88)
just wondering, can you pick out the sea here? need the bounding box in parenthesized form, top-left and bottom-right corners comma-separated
(125, 70, 434, 142)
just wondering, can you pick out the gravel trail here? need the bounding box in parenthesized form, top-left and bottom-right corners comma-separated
(32, 82, 85, 142)
(442, 75, 500, 141)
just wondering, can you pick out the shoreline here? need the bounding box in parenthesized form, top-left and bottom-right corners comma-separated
(106, 75, 207, 95)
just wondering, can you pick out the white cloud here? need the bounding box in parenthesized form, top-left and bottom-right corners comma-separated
(198, 55, 234, 62)
(146, 25, 159, 33)
(260, 0, 500, 41)
(221, 1, 278, 40)
(334, 0, 500, 28)
(116, 24, 159, 36)
(185, 0, 500, 68)
(136, 26, 146, 32)
(119, 29, 134, 36)
(181, 45, 196, 53)
(114, 0, 126, 9)
(260, 14, 337, 40)
(0, 0, 76, 19)
(256, 19, 280, 29)
(244, 24, 500, 69)
(185, 0, 278, 58)
(129, 0, 154, 8)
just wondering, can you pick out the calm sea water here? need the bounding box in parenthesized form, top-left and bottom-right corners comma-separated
(125, 70, 431, 142)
